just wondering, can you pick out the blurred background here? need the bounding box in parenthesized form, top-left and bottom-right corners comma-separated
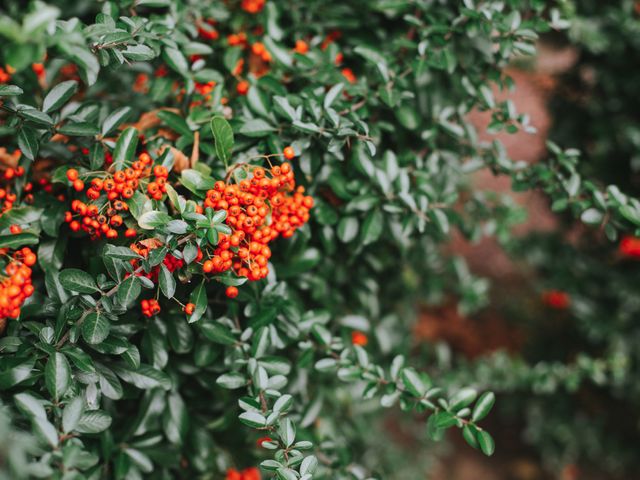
(402, 2, 640, 479)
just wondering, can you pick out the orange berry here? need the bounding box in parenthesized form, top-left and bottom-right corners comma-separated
(237, 80, 249, 96)
(225, 286, 239, 299)
(351, 331, 368, 346)
(66, 169, 79, 181)
(294, 40, 309, 54)
(203, 260, 214, 273)
(283, 146, 295, 160)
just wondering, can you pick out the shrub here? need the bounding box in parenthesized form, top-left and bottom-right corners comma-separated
(0, 0, 636, 479)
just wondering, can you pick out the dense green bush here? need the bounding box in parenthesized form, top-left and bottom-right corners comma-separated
(0, 0, 637, 479)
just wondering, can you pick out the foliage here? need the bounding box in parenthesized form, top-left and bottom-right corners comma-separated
(1, 0, 633, 479)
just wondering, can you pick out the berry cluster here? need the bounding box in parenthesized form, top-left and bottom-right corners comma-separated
(225, 467, 260, 480)
(141, 299, 161, 318)
(129, 240, 202, 318)
(619, 235, 640, 258)
(0, 64, 14, 83)
(0, 248, 36, 320)
(0, 183, 18, 216)
(65, 153, 169, 239)
(198, 18, 219, 41)
(240, 0, 265, 14)
(200, 158, 313, 290)
(129, 240, 189, 282)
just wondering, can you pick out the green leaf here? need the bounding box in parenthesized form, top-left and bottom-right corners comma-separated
(14, 392, 46, 419)
(238, 411, 266, 428)
(181, 169, 216, 193)
(104, 244, 142, 261)
(337, 216, 359, 243)
(45, 352, 71, 401)
(188, 281, 207, 323)
(116, 276, 142, 306)
(477, 430, 495, 456)
(0, 232, 39, 249)
(163, 392, 188, 445)
(20, 108, 53, 126)
(0, 85, 23, 96)
(166, 219, 188, 234)
(157, 110, 192, 137)
(324, 83, 344, 110)
(59, 269, 100, 294)
(400, 368, 426, 397)
(113, 364, 171, 390)
(462, 425, 480, 450)
(216, 372, 246, 389)
(18, 126, 39, 161)
(42, 80, 78, 113)
(82, 311, 110, 345)
(159, 264, 176, 298)
(434, 411, 458, 429)
(450, 388, 477, 411)
(76, 410, 112, 434)
(112, 127, 139, 170)
(58, 122, 99, 136)
(122, 44, 156, 61)
(239, 119, 275, 137)
(163, 47, 189, 76)
(102, 107, 132, 136)
(472, 392, 495, 422)
(210, 116, 234, 167)
(200, 321, 235, 345)
(62, 396, 85, 433)
(33, 416, 59, 447)
(361, 209, 383, 245)
(138, 210, 172, 230)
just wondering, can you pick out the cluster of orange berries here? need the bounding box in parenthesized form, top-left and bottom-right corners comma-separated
(619, 235, 640, 258)
(229, 39, 273, 94)
(198, 18, 219, 40)
(200, 155, 312, 289)
(0, 183, 19, 216)
(0, 248, 36, 320)
(226, 467, 260, 480)
(65, 153, 168, 239)
(0, 65, 13, 83)
(65, 199, 134, 239)
(141, 299, 161, 318)
(240, 0, 265, 14)
(32, 63, 45, 81)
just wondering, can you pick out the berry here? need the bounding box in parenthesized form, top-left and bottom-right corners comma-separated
(352, 331, 368, 346)
(141, 298, 161, 317)
(67, 169, 79, 182)
(184, 303, 195, 315)
(283, 146, 295, 160)
(225, 286, 239, 298)
(294, 40, 309, 54)
(237, 80, 249, 95)
(542, 290, 570, 310)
